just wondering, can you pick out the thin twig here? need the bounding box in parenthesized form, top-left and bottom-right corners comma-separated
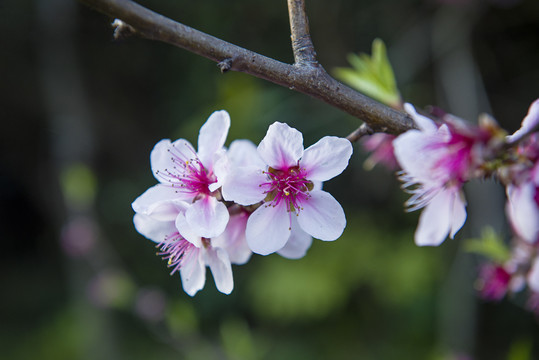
(78, 0, 416, 135)
(346, 123, 375, 143)
(287, 0, 318, 66)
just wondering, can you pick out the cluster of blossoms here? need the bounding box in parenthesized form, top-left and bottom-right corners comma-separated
(132, 99, 538, 305)
(132, 111, 353, 295)
(476, 100, 539, 310)
(363, 99, 539, 310)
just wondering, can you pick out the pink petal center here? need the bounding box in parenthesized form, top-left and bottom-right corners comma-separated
(429, 132, 474, 183)
(261, 166, 313, 214)
(477, 264, 511, 301)
(155, 143, 216, 197)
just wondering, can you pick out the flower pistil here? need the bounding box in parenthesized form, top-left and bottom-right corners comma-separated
(261, 166, 314, 213)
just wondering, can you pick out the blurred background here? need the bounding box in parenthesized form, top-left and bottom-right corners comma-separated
(2, 0, 539, 359)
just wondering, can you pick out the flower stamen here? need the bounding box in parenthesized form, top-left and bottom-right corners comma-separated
(154, 142, 216, 197)
(156, 233, 197, 275)
(261, 166, 313, 214)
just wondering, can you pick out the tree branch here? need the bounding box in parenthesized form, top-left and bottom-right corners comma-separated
(287, 0, 318, 66)
(79, 0, 416, 135)
(346, 123, 375, 143)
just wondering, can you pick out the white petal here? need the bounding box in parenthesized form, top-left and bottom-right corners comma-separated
(132, 184, 177, 213)
(527, 257, 539, 293)
(143, 200, 189, 223)
(208, 148, 228, 192)
(257, 122, 303, 169)
(150, 139, 173, 179)
(449, 190, 467, 238)
(228, 139, 266, 168)
(393, 130, 429, 177)
(300, 136, 353, 182)
(180, 248, 206, 296)
(245, 202, 292, 255)
(185, 196, 230, 238)
(151, 139, 196, 183)
(197, 110, 230, 170)
(393, 129, 448, 186)
(404, 103, 437, 133)
(277, 218, 313, 259)
(132, 185, 189, 220)
(212, 212, 252, 265)
(296, 190, 346, 241)
(221, 167, 268, 205)
(506, 183, 539, 243)
(174, 211, 203, 248)
(211, 141, 264, 195)
(133, 214, 176, 243)
(507, 99, 539, 143)
(205, 247, 234, 295)
(414, 188, 466, 246)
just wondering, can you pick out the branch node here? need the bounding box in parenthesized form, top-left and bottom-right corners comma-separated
(287, 0, 318, 65)
(292, 36, 318, 66)
(112, 19, 136, 40)
(217, 58, 233, 73)
(81, 0, 416, 135)
(346, 123, 375, 143)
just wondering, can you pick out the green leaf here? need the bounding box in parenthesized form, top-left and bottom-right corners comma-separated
(334, 38, 401, 108)
(463, 227, 511, 264)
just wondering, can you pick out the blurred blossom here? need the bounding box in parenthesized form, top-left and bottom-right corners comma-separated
(394, 104, 470, 246)
(476, 263, 511, 301)
(360, 133, 398, 170)
(505, 101, 539, 244)
(505, 162, 539, 244)
(134, 288, 167, 323)
(87, 269, 135, 309)
(394, 103, 508, 246)
(60, 216, 97, 257)
(506, 99, 539, 147)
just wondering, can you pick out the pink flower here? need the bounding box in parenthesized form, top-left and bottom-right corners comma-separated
(217, 139, 314, 259)
(476, 263, 512, 301)
(222, 122, 353, 255)
(133, 199, 251, 296)
(506, 161, 539, 244)
(132, 111, 231, 238)
(504, 100, 539, 244)
(393, 104, 469, 246)
(360, 133, 398, 170)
